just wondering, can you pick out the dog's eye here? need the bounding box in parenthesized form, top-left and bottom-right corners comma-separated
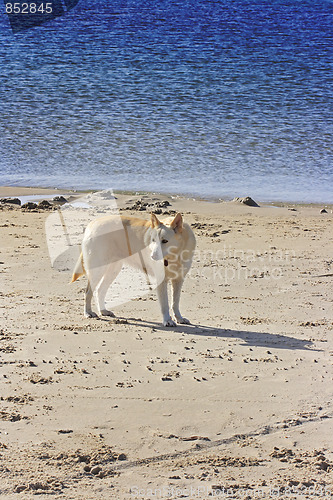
(161, 239, 168, 244)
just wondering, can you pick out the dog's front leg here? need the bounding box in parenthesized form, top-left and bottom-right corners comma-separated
(171, 278, 190, 324)
(156, 280, 176, 327)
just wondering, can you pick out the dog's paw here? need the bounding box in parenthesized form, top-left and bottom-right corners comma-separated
(100, 309, 115, 317)
(84, 311, 98, 318)
(176, 316, 190, 324)
(163, 318, 177, 327)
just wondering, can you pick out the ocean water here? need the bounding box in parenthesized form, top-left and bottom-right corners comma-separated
(1, 0, 333, 202)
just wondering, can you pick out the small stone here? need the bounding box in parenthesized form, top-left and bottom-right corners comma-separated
(117, 453, 127, 461)
(91, 465, 102, 475)
(83, 465, 91, 472)
(317, 461, 329, 471)
(320, 208, 327, 213)
(15, 485, 26, 493)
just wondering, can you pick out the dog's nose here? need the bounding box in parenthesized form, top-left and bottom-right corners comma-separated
(151, 250, 161, 261)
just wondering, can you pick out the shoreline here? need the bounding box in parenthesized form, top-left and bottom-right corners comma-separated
(1, 185, 332, 209)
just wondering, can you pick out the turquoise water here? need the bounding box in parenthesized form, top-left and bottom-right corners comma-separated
(1, 0, 332, 202)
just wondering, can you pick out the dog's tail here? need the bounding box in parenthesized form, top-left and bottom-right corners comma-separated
(71, 252, 85, 282)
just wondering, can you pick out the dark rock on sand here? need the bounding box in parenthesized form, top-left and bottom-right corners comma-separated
(125, 199, 172, 213)
(53, 196, 68, 205)
(320, 208, 328, 214)
(0, 197, 21, 206)
(38, 200, 53, 210)
(232, 196, 260, 207)
(21, 202, 38, 210)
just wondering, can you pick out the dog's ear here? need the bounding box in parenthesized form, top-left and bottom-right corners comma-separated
(151, 213, 161, 228)
(170, 213, 183, 233)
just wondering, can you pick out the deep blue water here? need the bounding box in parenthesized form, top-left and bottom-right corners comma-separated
(1, 0, 333, 202)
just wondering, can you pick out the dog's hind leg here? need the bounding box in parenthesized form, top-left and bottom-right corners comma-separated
(171, 278, 190, 324)
(84, 281, 98, 318)
(96, 262, 122, 317)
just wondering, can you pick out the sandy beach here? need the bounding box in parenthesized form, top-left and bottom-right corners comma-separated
(0, 187, 332, 499)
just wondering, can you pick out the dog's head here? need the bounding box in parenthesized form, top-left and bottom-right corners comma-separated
(149, 212, 183, 262)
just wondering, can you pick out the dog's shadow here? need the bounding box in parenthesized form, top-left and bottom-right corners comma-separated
(110, 317, 317, 351)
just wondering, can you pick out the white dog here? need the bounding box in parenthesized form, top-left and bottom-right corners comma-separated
(71, 212, 196, 326)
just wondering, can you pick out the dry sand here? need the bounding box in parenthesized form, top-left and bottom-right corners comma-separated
(0, 187, 332, 499)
